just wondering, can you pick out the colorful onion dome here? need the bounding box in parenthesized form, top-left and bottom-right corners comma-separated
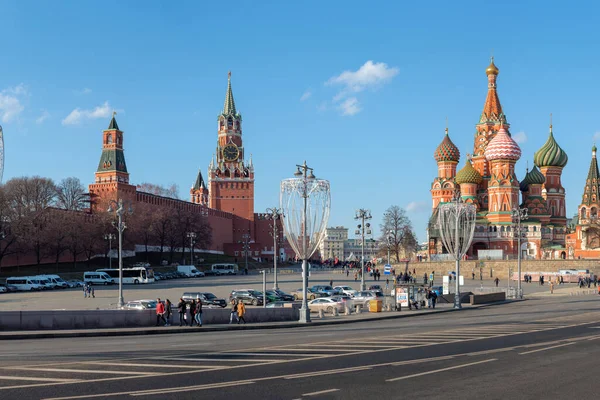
(527, 165, 546, 185)
(484, 127, 521, 161)
(486, 57, 499, 76)
(434, 128, 460, 162)
(519, 170, 530, 192)
(533, 126, 568, 168)
(455, 159, 483, 185)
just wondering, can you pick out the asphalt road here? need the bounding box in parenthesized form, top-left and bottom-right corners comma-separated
(1, 295, 599, 399)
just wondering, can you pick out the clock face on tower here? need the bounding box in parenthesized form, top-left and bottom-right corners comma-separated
(222, 144, 239, 161)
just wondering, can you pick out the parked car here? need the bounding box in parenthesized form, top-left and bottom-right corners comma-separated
(0, 285, 7, 293)
(67, 279, 84, 288)
(229, 289, 264, 306)
(0, 283, 18, 292)
(271, 289, 294, 301)
(265, 290, 285, 303)
(368, 285, 382, 291)
(307, 297, 345, 314)
(309, 285, 338, 297)
(123, 299, 160, 310)
(333, 286, 358, 297)
(329, 295, 354, 308)
(182, 292, 227, 308)
(352, 291, 378, 307)
(291, 288, 323, 301)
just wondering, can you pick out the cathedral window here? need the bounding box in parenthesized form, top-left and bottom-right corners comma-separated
(107, 134, 113, 144)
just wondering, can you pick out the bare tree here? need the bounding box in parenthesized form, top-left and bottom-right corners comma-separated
(0, 186, 17, 269)
(56, 177, 88, 211)
(136, 183, 180, 199)
(379, 205, 415, 262)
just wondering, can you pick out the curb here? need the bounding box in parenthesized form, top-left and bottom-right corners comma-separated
(0, 300, 520, 340)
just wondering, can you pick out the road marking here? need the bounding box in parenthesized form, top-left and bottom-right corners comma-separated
(391, 355, 456, 365)
(9, 367, 156, 375)
(0, 376, 81, 382)
(85, 362, 222, 369)
(129, 380, 256, 396)
(150, 357, 281, 362)
(283, 366, 372, 379)
(386, 359, 497, 382)
(518, 342, 576, 355)
(302, 388, 340, 396)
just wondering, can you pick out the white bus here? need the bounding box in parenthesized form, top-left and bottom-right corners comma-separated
(96, 267, 155, 284)
(210, 263, 238, 275)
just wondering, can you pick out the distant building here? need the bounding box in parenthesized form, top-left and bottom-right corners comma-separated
(319, 227, 348, 261)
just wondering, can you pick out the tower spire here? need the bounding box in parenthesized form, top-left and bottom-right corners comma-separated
(108, 110, 119, 130)
(223, 71, 236, 115)
(481, 57, 503, 122)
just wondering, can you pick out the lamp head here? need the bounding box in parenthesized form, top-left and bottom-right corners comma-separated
(307, 171, 316, 180)
(107, 204, 114, 213)
(294, 168, 302, 177)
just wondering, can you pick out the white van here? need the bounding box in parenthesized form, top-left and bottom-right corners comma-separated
(210, 263, 238, 276)
(177, 265, 204, 278)
(84, 271, 114, 285)
(36, 274, 68, 289)
(6, 277, 43, 291)
(32, 277, 56, 290)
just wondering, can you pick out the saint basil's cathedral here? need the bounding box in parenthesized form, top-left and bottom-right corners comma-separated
(428, 58, 570, 260)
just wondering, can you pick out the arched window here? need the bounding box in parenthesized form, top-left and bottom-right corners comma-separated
(107, 134, 113, 144)
(582, 207, 587, 219)
(227, 117, 233, 128)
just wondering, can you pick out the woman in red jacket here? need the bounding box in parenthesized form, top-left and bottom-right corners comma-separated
(155, 298, 166, 326)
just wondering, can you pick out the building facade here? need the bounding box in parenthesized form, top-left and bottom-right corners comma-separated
(428, 59, 569, 260)
(319, 227, 348, 261)
(89, 73, 293, 261)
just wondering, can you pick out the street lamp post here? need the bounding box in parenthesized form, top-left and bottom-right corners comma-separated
(512, 206, 528, 299)
(355, 209, 372, 291)
(186, 232, 197, 265)
(107, 199, 133, 308)
(265, 207, 283, 290)
(280, 161, 330, 324)
(104, 233, 115, 269)
(386, 231, 393, 265)
(240, 233, 251, 274)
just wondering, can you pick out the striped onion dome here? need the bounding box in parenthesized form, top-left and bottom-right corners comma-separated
(434, 129, 460, 162)
(484, 127, 521, 161)
(533, 127, 568, 168)
(455, 159, 483, 185)
(519, 165, 546, 191)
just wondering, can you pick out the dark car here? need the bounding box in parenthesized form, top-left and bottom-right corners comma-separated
(264, 290, 284, 303)
(182, 292, 227, 307)
(310, 285, 338, 297)
(272, 289, 294, 301)
(229, 289, 264, 306)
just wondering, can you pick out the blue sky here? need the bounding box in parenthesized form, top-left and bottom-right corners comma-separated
(1, 1, 600, 241)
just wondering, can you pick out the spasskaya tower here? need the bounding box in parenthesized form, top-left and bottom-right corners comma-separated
(191, 72, 255, 220)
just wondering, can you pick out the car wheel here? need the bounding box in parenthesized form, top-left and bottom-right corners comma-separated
(310, 295, 316, 300)
(252, 299, 258, 306)
(326, 306, 334, 314)
(30, 288, 35, 291)
(293, 295, 299, 301)
(134, 279, 139, 284)
(104, 282, 108, 286)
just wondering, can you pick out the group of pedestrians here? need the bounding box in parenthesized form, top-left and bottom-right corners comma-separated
(82, 283, 95, 298)
(154, 298, 203, 327)
(229, 299, 246, 324)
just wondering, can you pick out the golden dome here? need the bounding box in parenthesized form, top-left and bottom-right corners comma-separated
(486, 57, 499, 76)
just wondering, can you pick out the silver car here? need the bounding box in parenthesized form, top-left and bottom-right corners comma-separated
(352, 291, 377, 307)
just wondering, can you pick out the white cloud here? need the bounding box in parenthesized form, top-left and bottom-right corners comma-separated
(513, 131, 527, 144)
(326, 61, 398, 116)
(62, 101, 113, 125)
(0, 84, 27, 123)
(76, 88, 92, 95)
(36, 110, 50, 124)
(300, 90, 312, 101)
(406, 201, 429, 213)
(593, 131, 600, 142)
(327, 60, 399, 94)
(337, 97, 361, 116)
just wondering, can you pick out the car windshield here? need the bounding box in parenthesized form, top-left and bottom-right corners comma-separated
(204, 293, 217, 299)
(143, 301, 157, 308)
(249, 290, 262, 296)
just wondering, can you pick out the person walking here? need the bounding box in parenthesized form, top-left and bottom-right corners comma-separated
(195, 298, 203, 327)
(229, 300, 238, 324)
(429, 271, 435, 287)
(430, 290, 437, 309)
(177, 298, 187, 326)
(83, 284, 88, 298)
(237, 300, 246, 324)
(329, 279, 333, 287)
(155, 298, 166, 326)
(494, 277, 500, 287)
(164, 299, 172, 326)
(90, 285, 95, 298)
(189, 300, 197, 327)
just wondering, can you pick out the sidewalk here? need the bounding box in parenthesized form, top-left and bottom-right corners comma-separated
(0, 302, 508, 340)
(528, 284, 600, 297)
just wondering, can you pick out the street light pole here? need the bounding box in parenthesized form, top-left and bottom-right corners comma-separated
(355, 209, 372, 291)
(107, 199, 132, 308)
(512, 206, 528, 299)
(240, 233, 251, 274)
(266, 207, 283, 290)
(187, 232, 197, 265)
(104, 233, 115, 269)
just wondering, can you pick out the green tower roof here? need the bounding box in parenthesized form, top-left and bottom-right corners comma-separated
(222, 71, 237, 116)
(533, 125, 568, 168)
(455, 158, 482, 184)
